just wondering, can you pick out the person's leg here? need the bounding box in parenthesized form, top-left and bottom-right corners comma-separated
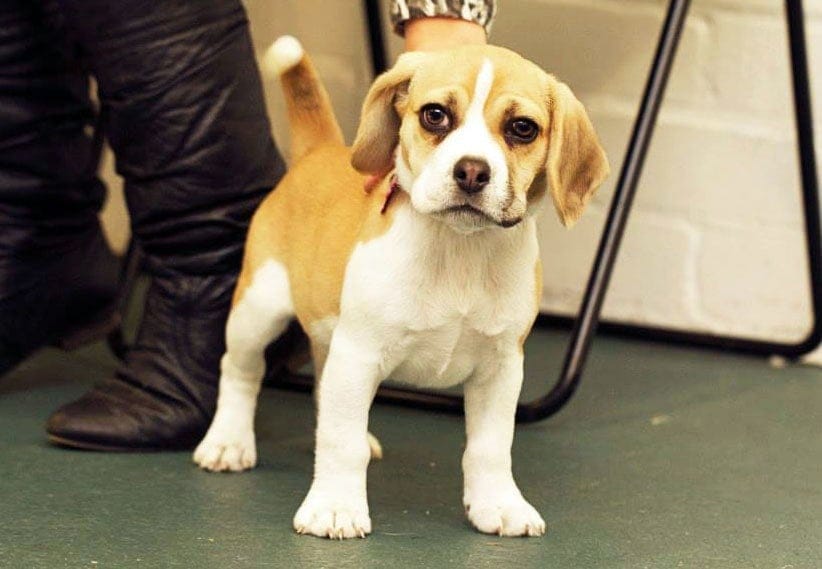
(0, 0, 118, 375)
(45, 0, 287, 450)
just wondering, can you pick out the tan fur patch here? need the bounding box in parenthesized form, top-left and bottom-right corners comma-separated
(236, 145, 402, 327)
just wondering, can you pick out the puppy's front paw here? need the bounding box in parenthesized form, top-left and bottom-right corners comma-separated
(466, 495, 546, 537)
(293, 491, 371, 539)
(193, 425, 256, 472)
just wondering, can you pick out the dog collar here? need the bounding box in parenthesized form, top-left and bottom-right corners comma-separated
(381, 174, 401, 215)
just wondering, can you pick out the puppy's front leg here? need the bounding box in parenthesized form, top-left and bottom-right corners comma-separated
(463, 352, 546, 537)
(294, 331, 380, 539)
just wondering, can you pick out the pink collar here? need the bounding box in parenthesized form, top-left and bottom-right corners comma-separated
(381, 174, 401, 215)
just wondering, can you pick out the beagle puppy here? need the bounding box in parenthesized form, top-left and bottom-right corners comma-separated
(193, 36, 609, 539)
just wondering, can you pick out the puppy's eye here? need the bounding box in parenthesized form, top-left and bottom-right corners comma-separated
(505, 118, 539, 143)
(420, 104, 451, 133)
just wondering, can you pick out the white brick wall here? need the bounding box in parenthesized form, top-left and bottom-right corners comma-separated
(98, 0, 821, 353)
(485, 0, 820, 345)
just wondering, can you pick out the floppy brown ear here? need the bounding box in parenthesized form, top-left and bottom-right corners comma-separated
(546, 80, 610, 227)
(351, 52, 428, 175)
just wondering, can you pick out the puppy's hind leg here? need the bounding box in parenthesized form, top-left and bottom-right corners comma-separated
(194, 260, 293, 472)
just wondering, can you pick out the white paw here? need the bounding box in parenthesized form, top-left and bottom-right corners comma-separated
(192, 426, 256, 472)
(465, 495, 546, 537)
(293, 490, 371, 539)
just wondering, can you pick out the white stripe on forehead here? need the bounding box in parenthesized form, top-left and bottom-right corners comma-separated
(466, 59, 494, 118)
(404, 56, 510, 222)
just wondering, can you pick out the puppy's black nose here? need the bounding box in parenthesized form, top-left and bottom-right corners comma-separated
(453, 157, 490, 194)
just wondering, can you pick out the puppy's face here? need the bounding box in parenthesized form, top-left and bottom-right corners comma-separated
(352, 46, 610, 232)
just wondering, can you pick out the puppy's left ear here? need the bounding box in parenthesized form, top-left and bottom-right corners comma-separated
(351, 52, 429, 175)
(545, 80, 610, 227)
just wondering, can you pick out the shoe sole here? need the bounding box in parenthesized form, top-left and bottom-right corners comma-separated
(46, 434, 171, 453)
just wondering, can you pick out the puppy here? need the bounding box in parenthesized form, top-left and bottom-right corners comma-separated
(193, 36, 609, 539)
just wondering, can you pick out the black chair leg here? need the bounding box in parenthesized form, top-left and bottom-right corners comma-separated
(527, 0, 820, 363)
(516, 0, 692, 421)
(539, 0, 821, 360)
(785, 0, 822, 356)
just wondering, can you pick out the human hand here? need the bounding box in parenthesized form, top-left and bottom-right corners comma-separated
(404, 17, 487, 51)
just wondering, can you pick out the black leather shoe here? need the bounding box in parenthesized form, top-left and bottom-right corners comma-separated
(46, 272, 308, 451)
(47, 273, 229, 451)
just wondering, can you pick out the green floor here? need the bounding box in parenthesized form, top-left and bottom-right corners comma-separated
(1, 330, 820, 568)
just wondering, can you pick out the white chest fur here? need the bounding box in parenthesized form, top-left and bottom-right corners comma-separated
(328, 204, 540, 389)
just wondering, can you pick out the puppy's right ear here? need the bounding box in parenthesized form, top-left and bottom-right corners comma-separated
(351, 52, 428, 175)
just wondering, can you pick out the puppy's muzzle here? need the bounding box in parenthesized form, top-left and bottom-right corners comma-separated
(453, 156, 491, 195)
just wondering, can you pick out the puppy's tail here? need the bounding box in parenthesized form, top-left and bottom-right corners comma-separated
(262, 36, 345, 162)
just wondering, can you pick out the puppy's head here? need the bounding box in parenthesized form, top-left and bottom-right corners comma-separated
(351, 46, 610, 232)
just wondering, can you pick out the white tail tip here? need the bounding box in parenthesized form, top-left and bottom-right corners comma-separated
(263, 35, 304, 77)
(367, 432, 383, 461)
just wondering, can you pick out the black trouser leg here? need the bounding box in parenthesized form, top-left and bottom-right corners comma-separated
(0, 0, 117, 374)
(44, 0, 283, 275)
(45, 0, 287, 450)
